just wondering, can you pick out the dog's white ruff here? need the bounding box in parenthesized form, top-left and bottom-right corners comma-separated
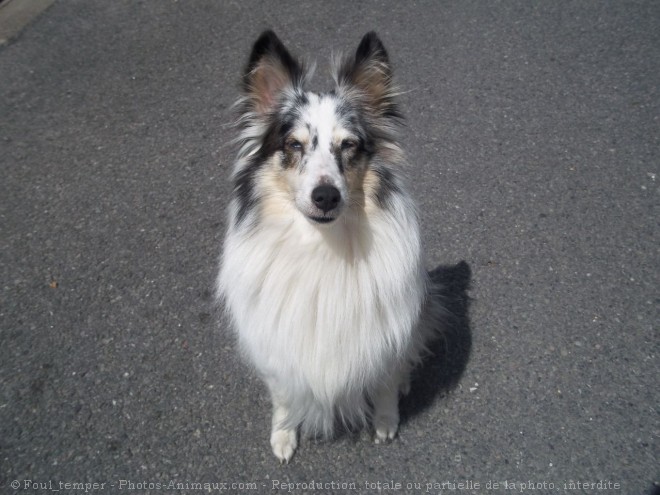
(218, 187, 428, 441)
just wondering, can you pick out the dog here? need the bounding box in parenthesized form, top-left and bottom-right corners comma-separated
(217, 30, 443, 462)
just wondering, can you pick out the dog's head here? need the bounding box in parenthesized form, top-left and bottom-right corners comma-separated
(233, 31, 402, 227)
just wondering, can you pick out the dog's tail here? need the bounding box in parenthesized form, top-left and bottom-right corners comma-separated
(418, 261, 472, 384)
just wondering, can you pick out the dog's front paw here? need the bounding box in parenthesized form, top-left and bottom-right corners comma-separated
(271, 428, 297, 463)
(373, 414, 399, 444)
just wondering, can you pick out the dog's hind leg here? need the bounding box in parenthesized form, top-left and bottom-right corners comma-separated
(268, 388, 298, 463)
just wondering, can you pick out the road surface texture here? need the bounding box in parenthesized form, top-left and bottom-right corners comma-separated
(1, 1, 658, 494)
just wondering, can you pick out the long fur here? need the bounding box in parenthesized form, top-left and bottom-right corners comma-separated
(217, 31, 442, 455)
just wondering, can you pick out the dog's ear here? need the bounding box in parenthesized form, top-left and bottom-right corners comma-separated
(335, 32, 399, 120)
(242, 31, 304, 115)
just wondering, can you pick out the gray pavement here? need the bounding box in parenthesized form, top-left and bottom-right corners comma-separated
(1, 1, 658, 494)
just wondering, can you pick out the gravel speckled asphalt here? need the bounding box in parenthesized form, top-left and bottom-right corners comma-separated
(1, 2, 658, 494)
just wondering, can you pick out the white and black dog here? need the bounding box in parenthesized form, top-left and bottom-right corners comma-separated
(217, 31, 443, 462)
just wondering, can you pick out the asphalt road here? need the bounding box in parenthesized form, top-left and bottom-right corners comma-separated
(1, 2, 658, 494)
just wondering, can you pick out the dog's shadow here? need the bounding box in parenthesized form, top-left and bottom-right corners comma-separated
(400, 260, 473, 423)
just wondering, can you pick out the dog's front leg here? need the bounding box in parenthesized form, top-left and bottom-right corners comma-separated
(371, 369, 406, 443)
(268, 388, 298, 463)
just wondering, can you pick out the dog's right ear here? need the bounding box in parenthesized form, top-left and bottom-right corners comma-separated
(242, 31, 303, 115)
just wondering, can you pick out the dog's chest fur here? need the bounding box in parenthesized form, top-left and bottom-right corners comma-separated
(220, 202, 425, 402)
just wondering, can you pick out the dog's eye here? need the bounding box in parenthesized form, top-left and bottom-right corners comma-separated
(286, 140, 303, 152)
(341, 139, 357, 151)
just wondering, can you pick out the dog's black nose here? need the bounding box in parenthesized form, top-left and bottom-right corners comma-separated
(311, 185, 341, 213)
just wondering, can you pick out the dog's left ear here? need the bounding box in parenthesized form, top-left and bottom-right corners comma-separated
(335, 32, 399, 120)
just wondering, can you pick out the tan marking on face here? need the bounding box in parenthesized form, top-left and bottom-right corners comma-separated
(332, 128, 353, 147)
(258, 155, 296, 220)
(361, 168, 382, 214)
(288, 128, 310, 147)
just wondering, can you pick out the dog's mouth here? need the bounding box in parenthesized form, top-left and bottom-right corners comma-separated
(308, 216, 336, 224)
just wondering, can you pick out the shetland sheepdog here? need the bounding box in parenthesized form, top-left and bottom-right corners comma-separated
(217, 31, 443, 462)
